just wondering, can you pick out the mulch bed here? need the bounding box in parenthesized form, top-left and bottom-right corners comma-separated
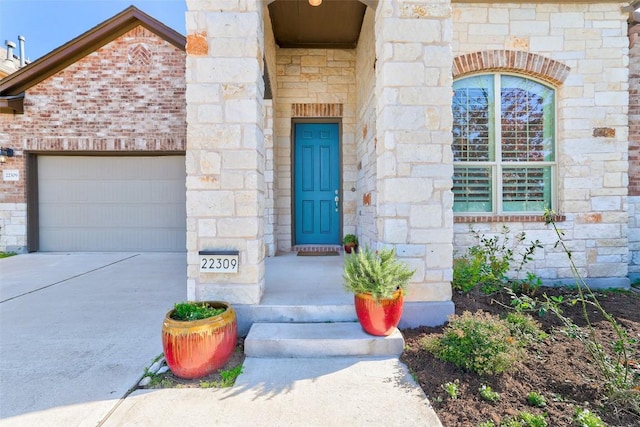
(401, 287, 640, 426)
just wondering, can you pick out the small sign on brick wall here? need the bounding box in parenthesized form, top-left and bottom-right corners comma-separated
(2, 170, 19, 181)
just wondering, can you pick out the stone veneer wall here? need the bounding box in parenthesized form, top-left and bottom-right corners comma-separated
(628, 23, 640, 279)
(452, 3, 630, 286)
(263, 6, 278, 257)
(185, 2, 265, 303)
(273, 48, 357, 252)
(0, 26, 186, 252)
(354, 6, 378, 248)
(264, 99, 276, 257)
(373, 0, 454, 305)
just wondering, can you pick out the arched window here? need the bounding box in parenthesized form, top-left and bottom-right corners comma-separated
(452, 74, 556, 214)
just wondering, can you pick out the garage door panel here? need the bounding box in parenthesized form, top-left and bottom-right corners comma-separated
(38, 156, 186, 252)
(38, 181, 90, 203)
(39, 228, 185, 252)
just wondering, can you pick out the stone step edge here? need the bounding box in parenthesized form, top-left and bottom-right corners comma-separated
(244, 322, 405, 358)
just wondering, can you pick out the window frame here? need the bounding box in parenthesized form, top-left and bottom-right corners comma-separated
(452, 73, 558, 216)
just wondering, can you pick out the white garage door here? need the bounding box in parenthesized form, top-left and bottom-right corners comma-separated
(38, 156, 186, 252)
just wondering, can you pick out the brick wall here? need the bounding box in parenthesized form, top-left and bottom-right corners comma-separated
(0, 26, 186, 252)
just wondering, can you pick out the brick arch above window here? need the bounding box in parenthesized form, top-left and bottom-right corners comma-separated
(453, 50, 571, 87)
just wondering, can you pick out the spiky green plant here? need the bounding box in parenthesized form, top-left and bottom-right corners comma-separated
(343, 246, 415, 301)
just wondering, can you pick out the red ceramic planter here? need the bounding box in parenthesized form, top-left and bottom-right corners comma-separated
(354, 290, 404, 336)
(161, 301, 237, 379)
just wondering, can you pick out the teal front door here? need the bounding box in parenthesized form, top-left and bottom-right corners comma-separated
(294, 123, 340, 245)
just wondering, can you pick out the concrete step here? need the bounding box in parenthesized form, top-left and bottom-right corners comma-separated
(243, 303, 357, 323)
(234, 304, 358, 335)
(244, 322, 405, 358)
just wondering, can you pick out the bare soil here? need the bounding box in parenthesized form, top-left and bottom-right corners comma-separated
(140, 337, 245, 389)
(401, 287, 640, 427)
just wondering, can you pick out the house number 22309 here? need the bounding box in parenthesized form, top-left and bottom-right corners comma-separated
(200, 255, 238, 273)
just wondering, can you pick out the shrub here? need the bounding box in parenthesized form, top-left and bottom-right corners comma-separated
(504, 312, 547, 344)
(423, 310, 524, 375)
(452, 257, 486, 292)
(452, 226, 542, 294)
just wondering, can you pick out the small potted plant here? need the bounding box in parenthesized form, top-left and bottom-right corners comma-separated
(343, 246, 415, 336)
(161, 301, 237, 379)
(342, 234, 359, 254)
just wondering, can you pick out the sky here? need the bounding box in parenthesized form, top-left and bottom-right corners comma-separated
(0, 1, 638, 62)
(0, 0, 186, 62)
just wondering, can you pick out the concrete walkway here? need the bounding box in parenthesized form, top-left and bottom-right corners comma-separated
(0, 253, 186, 426)
(104, 357, 441, 427)
(0, 252, 442, 427)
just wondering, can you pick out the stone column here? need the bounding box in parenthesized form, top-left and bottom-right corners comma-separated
(185, 0, 265, 304)
(374, 0, 454, 325)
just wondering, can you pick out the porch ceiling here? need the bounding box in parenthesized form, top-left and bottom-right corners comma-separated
(268, 0, 367, 49)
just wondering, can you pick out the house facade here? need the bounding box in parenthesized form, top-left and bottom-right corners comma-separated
(629, 20, 640, 279)
(0, 8, 187, 253)
(1, 1, 638, 328)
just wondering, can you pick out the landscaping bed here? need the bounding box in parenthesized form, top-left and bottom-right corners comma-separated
(139, 337, 245, 389)
(402, 287, 640, 427)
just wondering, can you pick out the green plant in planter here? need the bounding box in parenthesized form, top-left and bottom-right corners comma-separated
(171, 301, 226, 321)
(162, 300, 237, 379)
(343, 246, 414, 301)
(343, 246, 415, 336)
(343, 234, 358, 245)
(343, 234, 359, 253)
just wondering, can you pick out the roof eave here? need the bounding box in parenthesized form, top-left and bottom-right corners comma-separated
(0, 6, 185, 96)
(0, 94, 25, 114)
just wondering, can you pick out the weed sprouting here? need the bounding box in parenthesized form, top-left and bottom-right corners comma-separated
(441, 380, 460, 399)
(478, 384, 500, 403)
(526, 391, 547, 408)
(219, 364, 243, 387)
(199, 364, 242, 388)
(502, 411, 547, 427)
(574, 407, 605, 427)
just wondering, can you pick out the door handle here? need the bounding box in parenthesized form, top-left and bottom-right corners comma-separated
(334, 195, 340, 211)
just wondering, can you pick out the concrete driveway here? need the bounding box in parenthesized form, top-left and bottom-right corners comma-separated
(0, 252, 186, 426)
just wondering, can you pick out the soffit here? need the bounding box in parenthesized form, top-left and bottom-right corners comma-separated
(453, 0, 628, 3)
(268, 0, 367, 49)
